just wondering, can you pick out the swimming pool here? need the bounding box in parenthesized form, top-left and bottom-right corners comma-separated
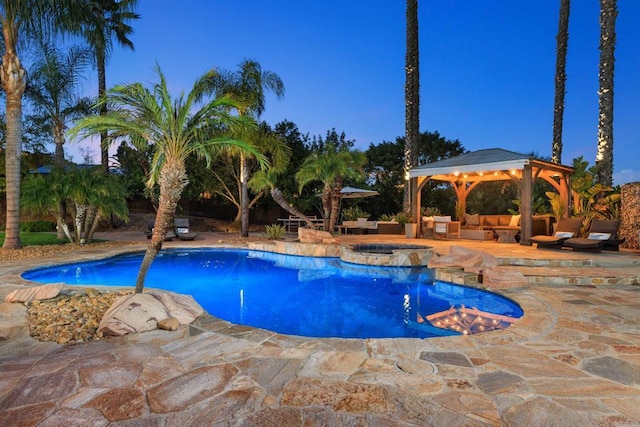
(22, 248, 523, 339)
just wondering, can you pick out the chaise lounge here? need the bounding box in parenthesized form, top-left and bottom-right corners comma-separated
(145, 219, 177, 241)
(562, 219, 624, 252)
(529, 217, 583, 249)
(174, 218, 198, 241)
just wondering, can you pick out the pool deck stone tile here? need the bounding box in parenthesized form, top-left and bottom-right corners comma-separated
(1, 231, 640, 425)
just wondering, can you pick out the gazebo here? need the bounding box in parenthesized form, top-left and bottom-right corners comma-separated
(408, 148, 574, 245)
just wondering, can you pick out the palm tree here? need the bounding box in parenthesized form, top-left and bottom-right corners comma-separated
(551, 0, 570, 164)
(596, 0, 617, 186)
(296, 144, 366, 232)
(21, 167, 128, 243)
(404, 0, 419, 213)
(0, 0, 77, 249)
(248, 128, 317, 229)
(69, 66, 265, 293)
(79, 0, 139, 172)
(205, 59, 284, 237)
(26, 43, 93, 166)
(26, 42, 93, 239)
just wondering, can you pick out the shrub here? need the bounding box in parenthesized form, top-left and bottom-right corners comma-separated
(393, 211, 414, 225)
(378, 213, 396, 221)
(342, 206, 370, 221)
(20, 221, 56, 232)
(265, 223, 287, 240)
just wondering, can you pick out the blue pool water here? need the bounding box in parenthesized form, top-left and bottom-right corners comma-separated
(22, 249, 523, 339)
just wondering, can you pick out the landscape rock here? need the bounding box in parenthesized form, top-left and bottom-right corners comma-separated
(298, 227, 338, 244)
(0, 302, 29, 340)
(98, 293, 169, 337)
(428, 245, 498, 274)
(158, 317, 180, 331)
(5, 283, 65, 303)
(148, 291, 204, 324)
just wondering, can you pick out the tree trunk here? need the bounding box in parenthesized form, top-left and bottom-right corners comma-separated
(74, 203, 88, 244)
(403, 0, 419, 211)
(135, 162, 187, 293)
(596, 0, 617, 186)
(240, 153, 250, 237)
(1, 51, 26, 250)
(87, 209, 102, 242)
(552, 0, 570, 164)
(98, 53, 109, 173)
(329, 188, 342, 233)
(270, 187, 316, 229)
(53, 121, 67, 239)
(321, 188, 331, 231)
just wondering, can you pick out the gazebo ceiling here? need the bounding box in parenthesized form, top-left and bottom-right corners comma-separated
(408, 148, 574, 183)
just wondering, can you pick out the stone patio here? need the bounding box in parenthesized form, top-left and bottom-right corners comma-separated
(1, 231, 640, 425)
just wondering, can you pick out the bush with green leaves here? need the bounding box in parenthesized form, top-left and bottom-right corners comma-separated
(378, 213, 396, 221)
(265, 223, 287, 240)
(20, 221, 56, 232)
(341, 206, 370, 221)
(393, 211, 414, 225)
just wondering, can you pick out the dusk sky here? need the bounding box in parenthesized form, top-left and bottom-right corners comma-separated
(71, 1, 640, 185)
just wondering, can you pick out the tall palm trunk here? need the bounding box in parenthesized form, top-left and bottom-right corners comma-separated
(1, 50, 26, 250)
(329, 189, 342, 233)
(98, 52, 109, 173)
(321, 188, 331, 231)
(552, 0, 570, 164)
(270, 187, 316, 229)
(240, 152, 250, 237)
(53, 120, 68, 239)
(135, 161, 187, 293)
(404, 0, 419, 212)
(596, 0, 617, 186)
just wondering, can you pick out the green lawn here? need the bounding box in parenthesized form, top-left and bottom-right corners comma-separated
(0, 232, 67, 246)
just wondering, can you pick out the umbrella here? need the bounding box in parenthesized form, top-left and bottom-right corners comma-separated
(340, 186, 379, 199)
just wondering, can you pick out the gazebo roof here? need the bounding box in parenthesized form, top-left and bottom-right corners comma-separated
(409, 148, 573, 181)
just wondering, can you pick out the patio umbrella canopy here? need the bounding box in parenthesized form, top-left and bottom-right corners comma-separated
(340, 186, 379, 199)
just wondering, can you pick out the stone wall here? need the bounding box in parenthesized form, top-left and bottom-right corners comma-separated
(620, 182, 640, 249)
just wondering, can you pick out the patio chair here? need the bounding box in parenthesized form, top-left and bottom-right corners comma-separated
(145, 219, 177, 241)
(529, 217, 582, 249)
(433, 216, 460, 240)
(562, 219, 624, 252)
(174, 218, 197, 241)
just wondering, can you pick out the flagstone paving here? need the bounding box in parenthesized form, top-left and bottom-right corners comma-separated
(1, 232, 639, 425)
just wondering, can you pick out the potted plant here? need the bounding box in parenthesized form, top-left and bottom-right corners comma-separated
(395, 211, 417, 238)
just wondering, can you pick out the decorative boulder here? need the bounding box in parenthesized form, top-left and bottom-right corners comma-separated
(98, 291, 205, 337)
(5, 283, 65, 303)
(427, 246, 498, 274)
(298, 227, 338, 244)
(98, 293, 170, 337)
(147, 291, 204, 324)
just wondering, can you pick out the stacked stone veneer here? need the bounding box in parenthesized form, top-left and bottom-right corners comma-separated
(247, 241, 433, 267)
(621, 182, 640, 249)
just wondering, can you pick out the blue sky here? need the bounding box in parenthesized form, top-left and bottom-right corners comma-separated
(72, 0, 640, 185)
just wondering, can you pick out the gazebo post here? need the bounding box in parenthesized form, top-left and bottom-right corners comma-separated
(520, 164, 533, 245)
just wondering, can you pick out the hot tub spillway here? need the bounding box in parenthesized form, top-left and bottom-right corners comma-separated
(341, 244, 433, 267)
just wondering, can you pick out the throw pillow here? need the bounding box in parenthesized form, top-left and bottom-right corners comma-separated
(588, 232, 611, 240)
(433, 216, 451, 223)
(176, 227, 189, 234)
(509, 214, 521, 227)
(465, 213, 480, 226)
(554, 231, 574, 238)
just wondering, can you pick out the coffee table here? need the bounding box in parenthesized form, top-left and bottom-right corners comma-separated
(496, 228, 518, 243)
